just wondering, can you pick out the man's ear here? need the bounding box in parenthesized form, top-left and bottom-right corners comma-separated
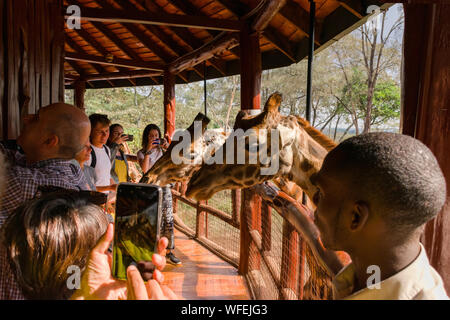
(349, 201, 370, 232)
(44, 134, 59, 149)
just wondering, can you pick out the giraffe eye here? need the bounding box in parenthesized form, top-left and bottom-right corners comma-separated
(313, 189, 321, 205)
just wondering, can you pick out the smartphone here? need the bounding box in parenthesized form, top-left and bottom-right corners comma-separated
(112, 183, 163, 280)
(121, 134, 134, 142)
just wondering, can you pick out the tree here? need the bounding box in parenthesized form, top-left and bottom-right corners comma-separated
(332, 7, 403, 134)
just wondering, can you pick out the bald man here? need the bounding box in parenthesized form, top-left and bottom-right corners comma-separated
(0, 103, 91, 226)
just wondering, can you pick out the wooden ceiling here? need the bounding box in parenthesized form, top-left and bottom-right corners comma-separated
(64, 0, 390, 89)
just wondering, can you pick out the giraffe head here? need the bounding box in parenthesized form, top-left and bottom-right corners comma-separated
(185, 92, 336, 201)
(140, 112, 210, 186)
(140, 113, 229, 186)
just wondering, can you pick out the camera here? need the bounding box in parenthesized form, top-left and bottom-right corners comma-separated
(121, 133, 134, 142)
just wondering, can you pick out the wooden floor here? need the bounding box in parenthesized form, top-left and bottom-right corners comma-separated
(162, 229, 250, 300)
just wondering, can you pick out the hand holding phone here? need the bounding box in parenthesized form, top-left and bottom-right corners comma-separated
(112, 183, 163, 280)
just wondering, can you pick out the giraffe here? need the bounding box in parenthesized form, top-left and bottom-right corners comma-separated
(185, 92, 337, 201)
(140, 112, 229, 186)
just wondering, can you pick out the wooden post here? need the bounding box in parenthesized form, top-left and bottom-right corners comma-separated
(280, 222, 299, 299)
(74, 79, 86, 111)
(1, 0, 65, 139)
(163, 70, 176, 142)
(196, 200, 207, 238)
(240, 25, 262, 110)
(298, 239, 306, 299)
(402, 3, 450, 293)
(261, 202, 272, 252)
(239, 188, 262, 274)
(238, 23, 263, 276)
(232, 189, 241, 226)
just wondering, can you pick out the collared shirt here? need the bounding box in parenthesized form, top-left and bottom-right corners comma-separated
(0, 144, 89, 227)
(333, 243, 449, 300)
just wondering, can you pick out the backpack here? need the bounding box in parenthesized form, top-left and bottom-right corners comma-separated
(90, 145, 110, 168)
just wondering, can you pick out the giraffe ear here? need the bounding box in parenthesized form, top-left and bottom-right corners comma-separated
(264, 92, 282, 113)
(278, 124, 295, 149)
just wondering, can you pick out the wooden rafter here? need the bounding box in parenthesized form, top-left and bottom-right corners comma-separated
(111, 0, 208, 78)
(94, 0, 171, 63)
(278, 1, 321, 45)
(66, 34, 109, 75)
(65, 52, 164, 71)
(146, 0, 228, 76)
(67, 6, 243, 32)
(338, 0, 364, 19)
(252, 0, 287, 31)
(83, 70, 162, 81)
(67, 0, 142, 62)
(168, 32, 239, 74)
(68, 26, 131, 86)
(214, 0, 295, 62)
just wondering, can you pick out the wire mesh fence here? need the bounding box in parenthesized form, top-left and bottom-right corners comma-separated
(172, 183, 334, 300)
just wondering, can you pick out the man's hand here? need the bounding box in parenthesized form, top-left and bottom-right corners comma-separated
(70, 224, 169, 300)
(127, 265, 178, 300)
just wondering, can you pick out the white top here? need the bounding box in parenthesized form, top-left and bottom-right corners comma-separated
(333, 243, 449, 300)
(137, 148, 164, 170)
(84, 145, 112, 187)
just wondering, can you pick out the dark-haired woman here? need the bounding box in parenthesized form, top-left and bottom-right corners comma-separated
(137, 124, 168, 174)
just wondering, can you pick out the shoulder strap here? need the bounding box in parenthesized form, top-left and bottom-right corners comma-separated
(104, 145, 110, 157)
(90, 148, 97, 168)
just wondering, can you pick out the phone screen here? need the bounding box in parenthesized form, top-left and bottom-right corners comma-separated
(112, 183, 162, 280)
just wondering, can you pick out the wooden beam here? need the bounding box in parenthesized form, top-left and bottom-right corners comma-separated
(112, 0, 208, 77)
(279, 1, 309, 36)
(215, 0, 295, 62)
(68, 0, 141, 62)
(83, 70, 162, 81)
(69, 6, 243, 32)
(162, 0, 228, 76)
(240, 26, 262, 110)
(65, 52, 164, 71)
(163, 70, 176, 141)
(168, 32, 239, 74)
(252, 0, 287, 31)
(338, 0, 364, 19)
(74, 79, 86, 110)
(278, 0, 321, 45)
(263, 28, 295, 62)
(66, 34, 109, 75)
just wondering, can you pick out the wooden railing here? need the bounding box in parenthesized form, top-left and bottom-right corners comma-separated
(172, 182, 241, 268)
(172, 184, 332, 300)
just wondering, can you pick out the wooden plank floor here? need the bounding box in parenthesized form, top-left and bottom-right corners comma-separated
(162, 229, 250, 300)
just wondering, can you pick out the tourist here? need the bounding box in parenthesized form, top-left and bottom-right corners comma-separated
(85, 114, 117, 193)
(107, 123, 137, 183)
(0, 103, 90, 226)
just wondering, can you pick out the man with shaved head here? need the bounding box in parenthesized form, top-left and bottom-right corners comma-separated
(0, 103, 91, 226)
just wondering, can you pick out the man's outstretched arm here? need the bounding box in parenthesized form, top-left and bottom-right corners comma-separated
(253, 182, 350, 277)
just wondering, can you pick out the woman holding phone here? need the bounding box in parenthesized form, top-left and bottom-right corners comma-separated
(137, 124, 181, 265)
(137, 124, 166, 174)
